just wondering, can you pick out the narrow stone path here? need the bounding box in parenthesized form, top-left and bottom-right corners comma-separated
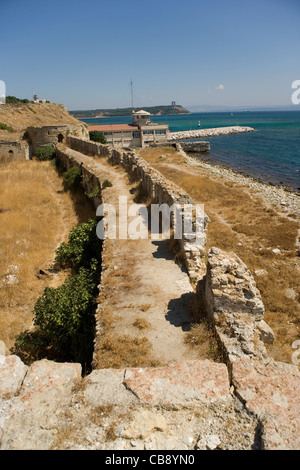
(64, 150, 202, 367)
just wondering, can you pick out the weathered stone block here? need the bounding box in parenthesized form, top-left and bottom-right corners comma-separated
(84, 369, 138, 406)
(203, 247, 274, 362)
(123, 360, 230, 405)
(0, 354, 28, 398)
(0, 359, 82, 450)
(232, 357, 300, 450)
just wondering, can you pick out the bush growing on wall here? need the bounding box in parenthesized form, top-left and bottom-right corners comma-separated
(102, 179, 113, 189)
(34, 146, 56, 161)
(63, 165, 82, 188)
(55, 218, 101, 273)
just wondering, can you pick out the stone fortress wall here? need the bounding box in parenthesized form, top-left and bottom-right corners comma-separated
(27, 124, 88, 153)
(67, 136, 209, 283)
(64, 136, 275, 363)
(1, 135, 299, 450)
(0, 123, 88, 162)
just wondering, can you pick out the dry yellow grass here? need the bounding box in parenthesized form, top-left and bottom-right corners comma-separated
(0, 102, 81, 128)
(138, 145, 186, 166)
(185, 323, 220, 362)
(133, 317, 151, 330)
(94, 239, 159, 369)
(139, 148, 300, 363)
(96, 333, 158, 369)
(0, 159, 79, 350)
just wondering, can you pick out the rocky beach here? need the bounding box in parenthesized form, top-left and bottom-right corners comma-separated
(183, 151, 300, 218)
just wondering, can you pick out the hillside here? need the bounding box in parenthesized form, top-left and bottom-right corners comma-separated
(69, 104, 190, 119)
(0, 102, 82, 129)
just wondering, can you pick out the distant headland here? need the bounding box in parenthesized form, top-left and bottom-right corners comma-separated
(69, 104, 190, 119)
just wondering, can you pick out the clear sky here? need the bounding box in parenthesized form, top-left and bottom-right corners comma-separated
(0, 0, 299, 111)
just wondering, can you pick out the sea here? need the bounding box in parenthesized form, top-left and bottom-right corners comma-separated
(80, 110, 300, 192)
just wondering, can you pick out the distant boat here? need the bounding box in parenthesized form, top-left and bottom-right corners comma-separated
(198, 120, 201, 127)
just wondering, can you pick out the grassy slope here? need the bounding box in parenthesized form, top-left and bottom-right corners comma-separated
(0, 160, 79, 350)
(0, 102, 81, 128)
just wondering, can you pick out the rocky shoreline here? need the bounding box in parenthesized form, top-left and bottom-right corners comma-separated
(183, 152, 300, 218)
(167, 126, 255, 141)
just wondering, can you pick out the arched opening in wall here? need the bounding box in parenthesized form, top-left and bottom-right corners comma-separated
(57, 134, 64, 143)
(8, 150, 14, 158)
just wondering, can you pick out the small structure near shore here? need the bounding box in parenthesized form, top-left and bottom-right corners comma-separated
(177, 141, 210, 153)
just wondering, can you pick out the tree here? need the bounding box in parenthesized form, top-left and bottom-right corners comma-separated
(89, 130, 106, 143)
(5, 95, 30, 104)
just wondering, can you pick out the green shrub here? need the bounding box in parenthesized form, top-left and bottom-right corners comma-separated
(85, 186, 101, 199)
(89, 130, 106, 143)
(34, 146, 56, 161)
(102, 179, 113, 189)
(0, 122, 14, 132)
(63, 165, 82, 188)
(55, 218, 101, 273)
(33, 267, 97, 362)
(5, 95, 30, 104)
(14, 218, 102, 367)
(12, 330, 52, 364)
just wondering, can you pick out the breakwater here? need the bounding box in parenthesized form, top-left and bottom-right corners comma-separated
(167, 126, 255, 141)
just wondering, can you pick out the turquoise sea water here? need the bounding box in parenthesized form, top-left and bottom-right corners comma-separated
(81, 110, 300, 191)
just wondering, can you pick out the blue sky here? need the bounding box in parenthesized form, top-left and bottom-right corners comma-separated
(0, 0, 299, 111)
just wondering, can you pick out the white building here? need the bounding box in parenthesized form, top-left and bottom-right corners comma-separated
(88, 110, 169, 148)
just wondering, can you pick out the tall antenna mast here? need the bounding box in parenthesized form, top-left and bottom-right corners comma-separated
(130, 77, 134, 111)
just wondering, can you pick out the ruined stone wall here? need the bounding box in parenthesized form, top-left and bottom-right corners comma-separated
(0, 140, 29, 162)
(1, 346, 299, 450)
(59, 138, 276, 364)
(67, 135, 111, 157)
(67, 136, 209, 282)
(199, 247, 275, 370)
(55, 145, 102, 210)
(27, 124, 89, 153)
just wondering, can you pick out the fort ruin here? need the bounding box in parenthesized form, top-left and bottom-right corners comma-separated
(0, 132, 299, 450)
